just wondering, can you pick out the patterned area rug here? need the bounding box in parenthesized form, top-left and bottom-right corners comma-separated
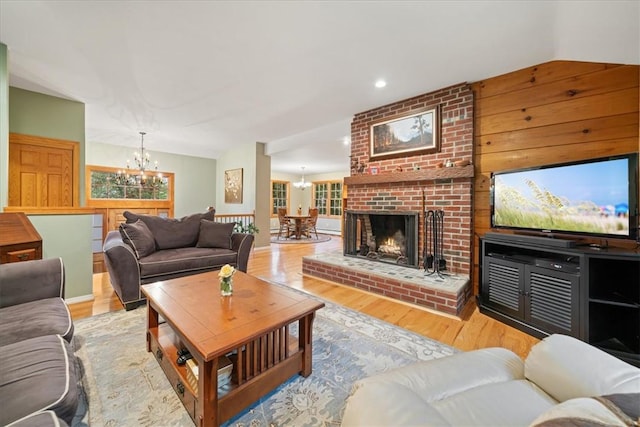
(73, 282, 456, 426)
(270, 234, 332, 244)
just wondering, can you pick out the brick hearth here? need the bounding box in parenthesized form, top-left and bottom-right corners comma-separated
(302, 252, 471, 316)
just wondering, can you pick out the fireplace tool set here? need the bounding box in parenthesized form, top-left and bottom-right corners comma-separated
(424, 209, 447, 278)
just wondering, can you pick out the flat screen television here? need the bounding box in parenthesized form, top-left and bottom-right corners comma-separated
(490, 153, 639, 241)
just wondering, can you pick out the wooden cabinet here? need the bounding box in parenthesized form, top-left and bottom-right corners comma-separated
(481, 251, 580, 337)
(479, 234, 640, 366)
(0, 212, 43, 264)
(585, 255, 640, 367)
(9, 133, 80, 208)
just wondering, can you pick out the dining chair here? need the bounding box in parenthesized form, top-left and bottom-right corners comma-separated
(277, 207, 294, 239)
(304, 208, 319, 239)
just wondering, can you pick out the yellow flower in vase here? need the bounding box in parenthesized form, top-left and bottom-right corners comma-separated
(218, 264, 236, 296)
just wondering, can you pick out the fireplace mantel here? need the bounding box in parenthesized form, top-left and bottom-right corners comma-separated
(344, 164, 474, 186)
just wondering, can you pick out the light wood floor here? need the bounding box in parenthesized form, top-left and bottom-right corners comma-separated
(70, 236, 539, 359)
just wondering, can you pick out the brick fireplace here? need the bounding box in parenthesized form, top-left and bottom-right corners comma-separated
(303, 83, 475, 315)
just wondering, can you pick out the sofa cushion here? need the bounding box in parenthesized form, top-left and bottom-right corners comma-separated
(196, 220, 235, 249)
(138, 247, 237, 279)
(342, 347, 556, 427)
(525, 334, 640, 401)
(598, 393, 640, 420)
(124, 210, 215, 250)
(0, 297, 74, 346)
(0, 335, 78, 426)
(530, 396, 636, 427)
(8, 410, 69, 427)
(119, 219, 156, 258)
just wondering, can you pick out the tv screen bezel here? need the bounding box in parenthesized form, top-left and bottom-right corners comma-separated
(489, 153, 639, 241)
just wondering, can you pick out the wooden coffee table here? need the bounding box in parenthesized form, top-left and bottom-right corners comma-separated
(141, 271, 325, 426)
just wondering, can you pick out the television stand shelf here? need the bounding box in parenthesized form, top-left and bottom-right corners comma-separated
(479, 233, 640, 367)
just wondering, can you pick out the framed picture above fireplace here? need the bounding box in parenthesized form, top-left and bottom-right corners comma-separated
(370, 106, 440, 160)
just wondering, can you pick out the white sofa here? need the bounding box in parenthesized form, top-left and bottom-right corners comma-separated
(341, 334, 640, 426)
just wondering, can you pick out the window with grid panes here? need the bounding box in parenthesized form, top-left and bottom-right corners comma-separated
(313, 181, 342, 217)
(330, 182, 343, 216)
(88, 167, 171, 200)
(313, 183, 328, 215)
(271, 181, 289, 216)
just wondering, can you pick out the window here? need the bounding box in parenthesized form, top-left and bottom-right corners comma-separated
(89, 169, 170, 200)
(271, 181, 289, 216)
(86, 165, 174, 203)
(313, 180, 343, 217)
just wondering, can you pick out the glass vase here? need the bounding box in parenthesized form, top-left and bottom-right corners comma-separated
(220, 277, 233, 296)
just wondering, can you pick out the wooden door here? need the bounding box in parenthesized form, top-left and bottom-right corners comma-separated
(9, 133, 79, 207)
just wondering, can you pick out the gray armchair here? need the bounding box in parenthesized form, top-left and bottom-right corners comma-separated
(0, 257, 73, 345)
(0, 258, 79, 426)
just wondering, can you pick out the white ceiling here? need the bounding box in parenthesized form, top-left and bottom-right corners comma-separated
(1, 1, 638, 175)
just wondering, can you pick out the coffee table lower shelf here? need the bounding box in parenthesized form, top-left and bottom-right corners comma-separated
(149, 322, 304, 425)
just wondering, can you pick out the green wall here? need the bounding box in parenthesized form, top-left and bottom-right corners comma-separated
(28, 214, 94, 300)
(9, 87, 86, 204)
(0, 44, 9, 209)
(7, 87, 92, 300)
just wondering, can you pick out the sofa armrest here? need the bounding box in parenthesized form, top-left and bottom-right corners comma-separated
(231, 233, 254, 273)
(0, 258, 65, 308)
(103, 230, 142, 305)
(525, 334, 640, 402)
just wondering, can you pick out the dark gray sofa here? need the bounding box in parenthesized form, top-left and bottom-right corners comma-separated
(0, 258, 78, 427)
(103, 210, 255, 310)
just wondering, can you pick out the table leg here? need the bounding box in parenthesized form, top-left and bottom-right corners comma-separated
(295, 218, 303, 239)
(197, 357, 218, 427)
(146, 303, 159, 352)
(299, 312, 316, 377)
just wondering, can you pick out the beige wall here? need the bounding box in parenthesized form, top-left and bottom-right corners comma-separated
(270, 170, 347, 234)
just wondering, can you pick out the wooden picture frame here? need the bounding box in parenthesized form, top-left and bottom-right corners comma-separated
(224, 168, 243, 204)
(370, 106, 440, 160)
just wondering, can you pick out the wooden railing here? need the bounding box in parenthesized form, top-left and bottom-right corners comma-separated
(214, 212, 256, 232)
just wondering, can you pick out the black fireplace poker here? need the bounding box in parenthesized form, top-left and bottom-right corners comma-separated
(424, 209, 447, 278)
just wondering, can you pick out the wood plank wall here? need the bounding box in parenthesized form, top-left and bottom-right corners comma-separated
(471, 60, 640, 294)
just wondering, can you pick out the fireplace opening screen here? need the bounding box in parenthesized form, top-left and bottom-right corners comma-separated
(344, 210, 419, 268)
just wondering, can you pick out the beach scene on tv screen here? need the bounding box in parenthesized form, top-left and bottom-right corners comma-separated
(493, 159, 630, 236)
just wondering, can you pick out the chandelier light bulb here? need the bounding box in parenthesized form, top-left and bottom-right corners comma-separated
(117, 131, 161, 188)
(293, 166, 312, 190)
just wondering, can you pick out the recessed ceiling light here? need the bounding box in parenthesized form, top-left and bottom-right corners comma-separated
(343, 136, 351, 145)
(374, 79, 387, 88)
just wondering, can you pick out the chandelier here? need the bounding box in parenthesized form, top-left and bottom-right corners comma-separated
(293, 166, 312, 190)
(116, 131, 161, 186)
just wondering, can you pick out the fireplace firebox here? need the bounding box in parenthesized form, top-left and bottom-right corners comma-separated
(344, 210, 419, 268)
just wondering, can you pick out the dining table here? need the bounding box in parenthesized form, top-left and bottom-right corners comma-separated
(285, 213, 311, 239)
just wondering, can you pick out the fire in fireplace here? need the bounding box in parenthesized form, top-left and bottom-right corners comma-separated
(344, 210, 419, 268)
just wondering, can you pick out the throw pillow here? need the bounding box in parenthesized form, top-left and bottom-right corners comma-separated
(530, 395, 639, 427)
(119, 219, 156, 258)
(123, 210, 215, 249)
(196, 220, 235, 249)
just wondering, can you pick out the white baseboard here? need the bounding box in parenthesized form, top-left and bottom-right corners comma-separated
(65, 294, 95, 304)
(318, 229, 341, 236)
